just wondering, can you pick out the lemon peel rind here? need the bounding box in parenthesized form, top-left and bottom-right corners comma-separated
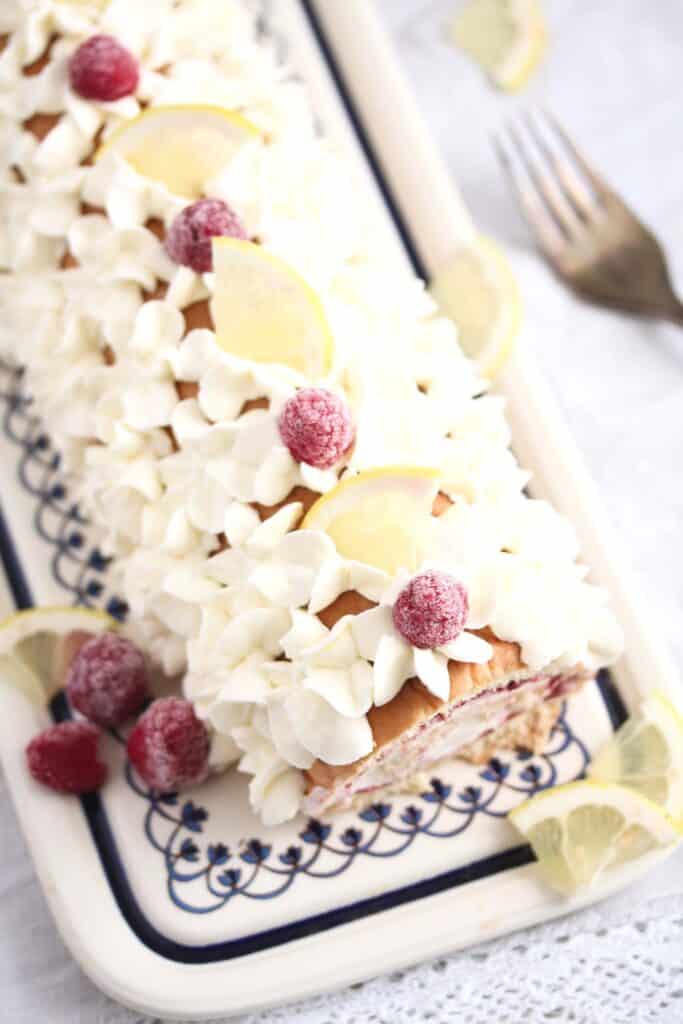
(302, 465, 441, 531)
(211, 238, 335, 379)
(0, 605, 117, 653)
(429, 234, 522, 381)
(94, 103, 261, 164)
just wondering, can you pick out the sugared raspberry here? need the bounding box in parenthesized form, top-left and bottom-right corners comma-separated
(392, 570, 469, 650)
(27, 721, 107, 794)
(278, 388, 355, 468)
(66, 632, 148, 727)
(165, 199, 247, 273)
(127, 698, 210, 792)
(69, 35, 139, 102)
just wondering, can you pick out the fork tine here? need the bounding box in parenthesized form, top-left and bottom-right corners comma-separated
(542, 108, 609, 202)
(506, 119, 583, 240)
(492, 133, 565, 265)
(523, 110, 597, 221)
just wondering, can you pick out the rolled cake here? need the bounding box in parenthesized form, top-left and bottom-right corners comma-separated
(0, 0, 622, 825)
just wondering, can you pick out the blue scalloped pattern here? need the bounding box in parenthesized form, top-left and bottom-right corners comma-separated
(122, 709, 589, 912)
(0, 360, 128, 619)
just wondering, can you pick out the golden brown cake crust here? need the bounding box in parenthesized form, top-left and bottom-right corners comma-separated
(306, 632, 528, 791)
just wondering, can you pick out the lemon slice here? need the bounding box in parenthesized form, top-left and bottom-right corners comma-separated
(96, 105, 260, 199)
(589, 691, 683, 824)
(509, 781, 681, 894)
(429, 235, 522, 380)
(302, 467, 440, 575)
(450, 0, 547, 92)
(0, 606, 116, 706)
(211, 238, 334, 379)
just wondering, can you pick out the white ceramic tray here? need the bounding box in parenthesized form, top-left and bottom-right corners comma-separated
(0, 1, 680, 1019)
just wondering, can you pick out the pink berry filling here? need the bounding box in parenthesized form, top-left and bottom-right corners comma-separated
(66, 631, 149, 727)
(392, 570, 469, 649)
(127, 697, 210, 792)
(69, 35, 139, 102)
(278, 388, 355, 468)
(26, 721, 107, 794)
(165, 198, 247, 273)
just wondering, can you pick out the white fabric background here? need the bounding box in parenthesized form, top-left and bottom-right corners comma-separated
(2, 1, 683, 1021)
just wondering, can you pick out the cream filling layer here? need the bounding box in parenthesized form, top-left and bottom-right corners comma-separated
(303, 670, 586, 815)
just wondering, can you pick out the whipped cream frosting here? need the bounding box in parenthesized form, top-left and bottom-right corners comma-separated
(1, 0, 623, 824)
(144, 484, 620, 810)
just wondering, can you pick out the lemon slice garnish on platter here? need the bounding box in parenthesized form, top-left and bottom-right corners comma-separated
(449, 0, 547, 92)
(509, 780, 681, 894)
(96, 104, 260, 198)
(0, 606, 116, 706)
(429, 234, 522, 381)
(211, 238, 335, 379)
(589, 690, 683, 825)
(302, 467, 440, 575)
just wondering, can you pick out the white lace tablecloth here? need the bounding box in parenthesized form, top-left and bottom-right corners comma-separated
(2, 1, 683, 1021)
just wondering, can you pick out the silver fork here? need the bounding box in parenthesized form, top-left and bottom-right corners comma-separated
(494, 110, 683, 326)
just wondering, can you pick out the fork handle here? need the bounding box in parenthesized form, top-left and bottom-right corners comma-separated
(665, 300, 683, 327)
(624, 297, 683, 327)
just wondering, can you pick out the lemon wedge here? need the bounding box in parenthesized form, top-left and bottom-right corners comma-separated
(211, 238, 334, 379)
(302, 467, 440, 575)
(509, 781, 681, 894)
(450, 0, 547, 92)
(589, 691, 683, 825)
(96, 105, 260, 199)
(429, 234, 522, 380)
(0, 606, 116, 706)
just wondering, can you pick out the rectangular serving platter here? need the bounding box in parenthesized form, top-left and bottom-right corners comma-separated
(0, 1, 680, 1018)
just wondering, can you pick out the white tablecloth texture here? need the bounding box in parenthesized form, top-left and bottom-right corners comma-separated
(2, 1, 683, 1021)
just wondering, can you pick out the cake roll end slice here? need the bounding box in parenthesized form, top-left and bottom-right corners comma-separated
(304, 630, 591, 816)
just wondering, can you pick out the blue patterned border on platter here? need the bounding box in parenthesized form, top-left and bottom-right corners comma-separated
(0, 0, 628, 964)
(0, 362, 129, 620)
(51, 699, 586, 916)
(126, 712, 587, 914)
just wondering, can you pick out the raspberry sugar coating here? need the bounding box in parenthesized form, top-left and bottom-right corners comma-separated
(66, 632, 148, 727)
(165, 198, 247, 272)
(69, 35, 139, 101)
(26, 721, 107, 794)
(127, 698, 210, 792)
(278, 388, 355, 468)
(392, 570, 469, 649)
